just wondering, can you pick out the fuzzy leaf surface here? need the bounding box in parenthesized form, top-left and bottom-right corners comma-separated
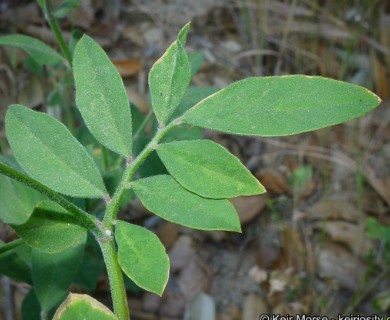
(132, 175, 241, 232)
(0, 173, 45, 225)
(12, 201, 88, 253)
(6, 104, 106, 198)
(182, 75, 382, 136)
(32, 243, 85, 311)
(53, 294, 118, 320)
(116, 221, 169, 296)
(73, 35, 132, 156)
(0, 34, 63, 65)
(148, 27, 191, 124)
(157, 140, 265, 198)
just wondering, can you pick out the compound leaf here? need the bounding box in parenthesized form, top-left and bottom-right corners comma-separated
(132, 175, 241, 232)
(157, 140, 265, 198)
(0, 34, 63, 65)
(74, 35, 132, 157)
(53, 294, 117, 320)
(182, 75, 382, 136)
(6, 104, 107, 198)
(12, 201, 88, 253)
(116, 221, 169, 296)
(148, 26, 191, 124)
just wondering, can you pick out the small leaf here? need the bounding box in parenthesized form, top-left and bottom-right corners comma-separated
(148, 27, 191, 124)
(132, 175, 241, 232)
(32, 243, 85, 311)
(182, 76, 382, 136)
(73, 35, 132, 157)
(6, 104, 107, 198)
(0, 173, 45, 225)
(157, 140, 265, 198)
(12, 201, 88, 253)
(0, 34, 63, 65)
(116, 221, 169, 296)
(53, 293, 118, 320)
(53, 0, 80, 19)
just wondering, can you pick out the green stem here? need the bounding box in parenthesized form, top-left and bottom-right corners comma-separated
(99, 239, 129, 320)
(42, 0, 73, 66)
(103, 121, 178, 228)
(0, 239, 24, 255)
(0, 162, 102, 235)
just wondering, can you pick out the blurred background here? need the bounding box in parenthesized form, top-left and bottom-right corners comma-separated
(0, 0, 389, 319)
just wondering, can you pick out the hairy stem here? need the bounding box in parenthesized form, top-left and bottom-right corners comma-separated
(99, 239, 129, 320)
(0, 239, 24, 255)
(103, 121, 178, 228)
(42, 0, 73, 66)
(0, 162, 103, 236)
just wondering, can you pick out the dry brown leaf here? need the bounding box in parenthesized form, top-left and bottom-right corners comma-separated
(363, 164, 390, 207)
(242, 294, 268, 320)
(304, 195, 363, 221)
(312, 221, 373, 257)
(113, 59, 142, 77)
(257, 168, 290, 195)
(317, 243, 366, 290)
(380, 15, 390, 69)
(230, 195, 266, 225)
(157, 222, 179, 250)
(373, 56, 389, 100)
(281, 227, 307, 271)
(125, 86, 149, 114)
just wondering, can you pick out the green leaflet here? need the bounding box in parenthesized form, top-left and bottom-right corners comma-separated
(132, 175, 241, 232)
(21, 289, 41, 320)
(12, 201, 88, 253)
(0, 240, 32, 284)
(5, 104, 107, 198)
(148, 25, 191, 124)
(73, 35, 132, 157)
(157, 140, 265, 198)
(53, 294, 118, 320)
(73, 235, 104, 290)
(0, 173, 45, 225)
(182, 75, 382, 136)
(0, 34, 63, 65)
(115, 221, 169, 296)
(52, 0, 80, 18)
(32, 243, 85, 312)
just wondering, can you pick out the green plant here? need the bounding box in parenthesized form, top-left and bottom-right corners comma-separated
(0, 3, 382, 319)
